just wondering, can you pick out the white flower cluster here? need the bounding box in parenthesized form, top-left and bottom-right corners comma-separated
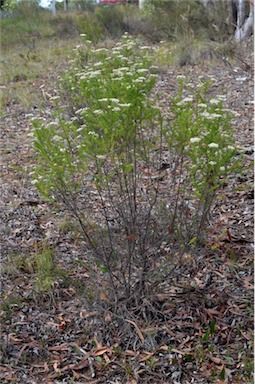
(201, 111, 221, 119)
(75, 107, 88, 115)
(190, 137, 201, 143)
(209, 98, 221, 105)
(208, 142, 219, 148)
(176, 96, 193, 106)
(93, 110, 104, 116)
(88, 131, 99, 138)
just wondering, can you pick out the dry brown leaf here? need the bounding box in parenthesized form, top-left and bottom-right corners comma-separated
(94, 347, 110, 356)
(179, 335, 190, 348)
(48, 344, 70, 351)
(125, 319, 144, 344)
(194, 277, 204, 286)
(9, 335, 23, 343)
(72, 358, 90, 370)
(240, 330, 253, 340)
(53, 362, 60, 373)
(171, 348, 186, 355)
(103, 353, 111, 364)
(0, 367, 11, 372)
(140, 351, 155, 362)
(205, 308, 222, 316)
(125, 350, 139, 356)
(99, 291, 110, 302)
(243, 275, 254, 289)
(208, 355, 222, 364)
(104, 312, 112, 323)
(125, 232, 139, 241)
(208, 355, 235, 366)
(226, 228, 232, 241)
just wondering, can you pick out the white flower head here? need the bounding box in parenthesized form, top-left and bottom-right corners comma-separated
(112, 107, 121, 112)
(208, 143, 219, 148)
(50, 96, 60, 101)
(109, 98, 120, 104)
(137, 68, 148, 74)
(210, 113, 222, 119)
(190, 137, 201, 143)
(75, 108, 87, 115)
(93, 109, 103, 115)
(53, 135, 62, 142)
(133, 78, 144, 83)
(201, 111, 210, 118)
(94, 48, 109, 53)
(209, 161, 217, 165)
(182, 96, 193, 103)
(118, 103, 131, 108)
(88, 131, 99, 138)
(96, 155, 106, 160)
(209, 98, 220, 105)
(216, 95, 226, 100)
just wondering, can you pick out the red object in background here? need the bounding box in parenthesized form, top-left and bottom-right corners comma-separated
(99, 0, 126, 4)
(99, 0, 123, 3)
(98, 0, 138, 4)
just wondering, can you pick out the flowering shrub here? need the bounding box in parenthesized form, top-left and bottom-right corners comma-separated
(31, 35, 239, 303)
(163, 75, 239, 238)
(33, 35, 160, 198)
(32, 34, 164, 302)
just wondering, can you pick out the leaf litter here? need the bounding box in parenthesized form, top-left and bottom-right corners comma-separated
(0, 47, 253, 383)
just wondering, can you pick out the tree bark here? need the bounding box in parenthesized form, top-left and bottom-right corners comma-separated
(139, 0, 146, 9)
(234, 0, 254, 40)
(52, 0, 56, 15)
(64, 0, 68, 12)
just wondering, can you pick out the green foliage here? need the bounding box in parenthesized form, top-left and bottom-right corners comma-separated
(140, 0, 205, 41)
(142, 0, 232, 42)
(31, 35, 239, 303)
(33, 34, 159, 201)
(1, 295, 23, 323)
(163, 75, 240, 240)
(69, 0, 96, 12)
(203, 320, 216, 342)
(2, 253, 36, 276)
(34, 247, 56, 292)
(32, 35, 163, 301)
(94, 4, 127, 38)
(1, 0, 40, 13)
